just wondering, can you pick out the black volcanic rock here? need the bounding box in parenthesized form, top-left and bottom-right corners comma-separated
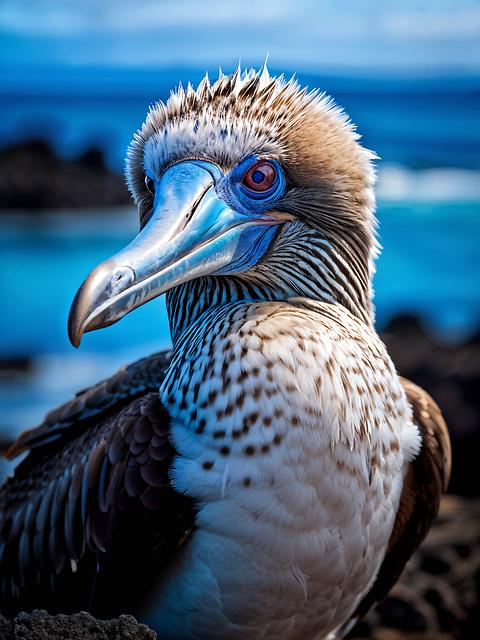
(0, 140, 132, 209)
(381, 314, 480, 497)
(0, 610, 156, 639)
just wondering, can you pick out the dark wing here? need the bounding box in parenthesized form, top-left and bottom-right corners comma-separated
(6, 349, 171, 461)
(349, 376, 451, 627)
(0, 350, 194, 617)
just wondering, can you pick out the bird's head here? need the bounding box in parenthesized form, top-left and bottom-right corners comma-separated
(68, 66, 377, 347)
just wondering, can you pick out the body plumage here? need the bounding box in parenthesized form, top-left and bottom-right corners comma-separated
(143, 300, 419, 638)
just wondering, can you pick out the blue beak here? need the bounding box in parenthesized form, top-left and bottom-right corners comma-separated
(68, 161, 286, 347)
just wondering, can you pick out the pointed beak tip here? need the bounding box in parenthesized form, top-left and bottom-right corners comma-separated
(67, 262, 116, 349)
(67, 285, 86, 348)
(67, 313, 84, 348)
(69, 333, 82, 349)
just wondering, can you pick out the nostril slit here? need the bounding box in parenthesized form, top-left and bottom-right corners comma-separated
(111, 266, 135, 291)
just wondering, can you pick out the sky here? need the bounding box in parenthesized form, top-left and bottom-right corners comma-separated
(1, 0, 480, 73)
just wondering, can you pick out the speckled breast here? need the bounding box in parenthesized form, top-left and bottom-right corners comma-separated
(143, 299, 420, 640)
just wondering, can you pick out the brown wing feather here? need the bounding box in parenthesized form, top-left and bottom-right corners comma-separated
(0, 352, 194, 617)
(6, 349, 171, 461)
(351, 376, 451, 624)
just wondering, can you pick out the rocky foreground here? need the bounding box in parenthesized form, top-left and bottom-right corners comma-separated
(381, 313, 480, 499)
(0, 610, 156, 639)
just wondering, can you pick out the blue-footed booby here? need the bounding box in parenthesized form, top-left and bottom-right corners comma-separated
(0, 67, 451, 639)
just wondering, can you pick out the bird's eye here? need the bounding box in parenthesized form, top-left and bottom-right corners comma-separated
(241, 161, 277, 194)
(145, 175, 155, 195)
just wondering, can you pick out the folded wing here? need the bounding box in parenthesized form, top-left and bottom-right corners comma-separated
(0, 351, 194, 617)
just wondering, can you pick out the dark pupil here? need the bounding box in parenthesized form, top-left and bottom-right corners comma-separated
(251, 170, 265, 184)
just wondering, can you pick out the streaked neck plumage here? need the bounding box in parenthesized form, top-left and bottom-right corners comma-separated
(166, 218, 376, 344)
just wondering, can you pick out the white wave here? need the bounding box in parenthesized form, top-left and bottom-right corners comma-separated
(376, 165, 480, 202)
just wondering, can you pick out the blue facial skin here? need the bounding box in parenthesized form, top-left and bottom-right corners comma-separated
(213, 156, 286, 275)
(145, 157, 286, 276)
(218, 156, 286, 213)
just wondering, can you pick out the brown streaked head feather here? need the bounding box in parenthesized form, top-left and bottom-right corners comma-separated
(126, 67, 376, 223)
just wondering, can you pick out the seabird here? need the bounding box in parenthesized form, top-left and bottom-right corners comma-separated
(0, 67, 451, 639)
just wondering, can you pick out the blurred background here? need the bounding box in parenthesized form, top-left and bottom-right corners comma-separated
(1, 0, 479, 487)
(0, 0, 479, 636)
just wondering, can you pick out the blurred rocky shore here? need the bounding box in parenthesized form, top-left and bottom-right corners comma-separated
(381, 314, 480, 498)
(0, 141, 130, 209)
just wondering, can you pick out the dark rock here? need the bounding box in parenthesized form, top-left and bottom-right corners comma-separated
(348, 496, 480, 639)
(0, 140, 131, 210)
(376, 596, 428, 631)
(0, 614, 13, 639)
(75, 148, 107, 171)
(0, 357, 34, 379)
(380, 315, 480, 497)
(0, 610, 156, 639)
(419, 553, 451, 576)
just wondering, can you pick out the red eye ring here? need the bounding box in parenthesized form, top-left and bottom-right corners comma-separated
(242, 161, 277, 192)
